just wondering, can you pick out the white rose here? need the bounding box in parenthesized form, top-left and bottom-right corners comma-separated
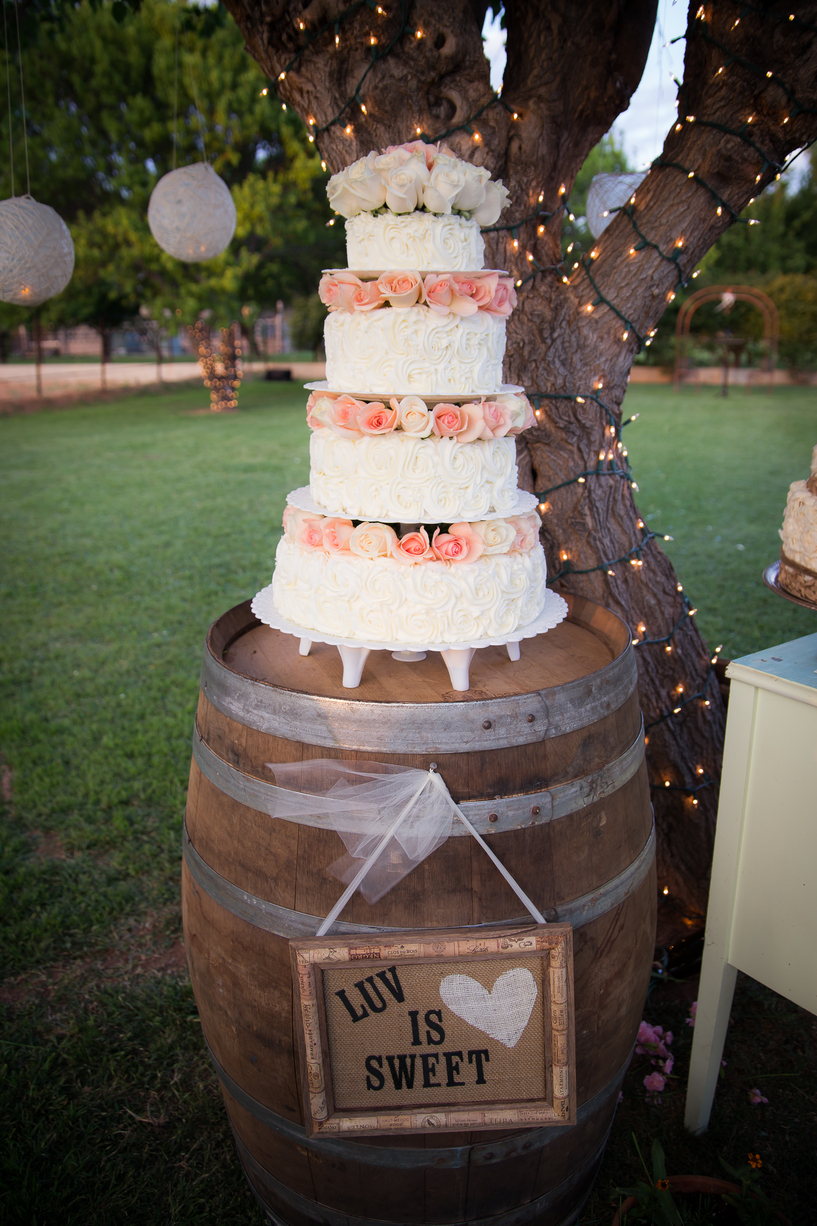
(471, 519, 516, 554)
(453, 163, 490, 212)
(422, 155, 467, 214)
(496, 392, 528, 431)
(327, 152, 387, 217)
(384, 165, 425, 213)
(472, 179, 510, 227)
(373, 150, 410, 173)
(390, 395, 432, 436)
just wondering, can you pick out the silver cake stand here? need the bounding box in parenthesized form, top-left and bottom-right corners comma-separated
(251, 586, 569, 691)
(763, 560, 817, 612)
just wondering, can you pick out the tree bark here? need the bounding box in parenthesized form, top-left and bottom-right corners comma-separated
(224, 0, 817, 918)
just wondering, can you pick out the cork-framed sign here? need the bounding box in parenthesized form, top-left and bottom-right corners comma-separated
(290, 924, 575, 1137)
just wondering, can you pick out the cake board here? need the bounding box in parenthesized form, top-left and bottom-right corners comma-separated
(251, 585, 569, 690)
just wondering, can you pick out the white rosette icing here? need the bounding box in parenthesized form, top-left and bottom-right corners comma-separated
(309, 429, 518, 520)
(324, 307, 506, 396)
(270, 537, 548, 645)
(780, 478, 817, 570)
(345, 211, 486, 271)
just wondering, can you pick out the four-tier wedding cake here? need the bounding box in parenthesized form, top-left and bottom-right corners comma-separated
(252, 141, 567, 685)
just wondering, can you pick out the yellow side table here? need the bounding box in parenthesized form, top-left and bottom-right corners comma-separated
(684, 632, 817, 1134)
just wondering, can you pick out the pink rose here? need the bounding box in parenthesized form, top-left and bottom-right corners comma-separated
(391, 526, 433, 564)
(322, 518, 354, 552)
(423, 272, 478, 317)
(318, 271, 363, 313)
(431, 522, 485, 563)
(283, 506, 321, 543)
(377, 270, 423, 309)
(328, 393, 366, 439)
(295, 516, 325, 551)
(643, 1072, 665, 1094)
(483, 275, 518, 317)
(456, 401, 489, 442)
(350, 280, 384, 312)
(480, 400, 513, 437)
(431, 403, 465, 437)
(349, 522, 399, 558)
(663, 1054, 675, 1076)
(305, 390, 337, 430)
(452, 273, 498, 310)
(357, 401, 397, 434)
(749, 1088, 769, 1105)
(385, 140, 437, 170)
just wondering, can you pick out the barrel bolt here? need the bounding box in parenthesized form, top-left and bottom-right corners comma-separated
(482, 719, 492, 729)
(488, 813, 498, 823)
(531, 805, 541, 816)
(526, 713, 535, 723)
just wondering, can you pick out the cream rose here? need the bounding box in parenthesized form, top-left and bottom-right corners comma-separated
(349, 522, 399, 558)
(453, 162, 490, 212)
(472, 178, 510, 226)
(377, 270, 423, 309)
(422, 155, 467, 214)
(306, 391, 337, 430)
(508, 513, 540, 552)
(327, 152, 387, 217)
(497, 392, 536, 432)
(455, 401, 490, 443)
(384, 158, 429, 213)
(472, 519, 516, 554)
(390, 395, 432, 436)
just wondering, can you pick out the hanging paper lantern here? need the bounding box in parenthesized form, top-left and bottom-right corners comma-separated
(586, 172, 648, 239)
(148, 162, 236, 262)
(0, 196, 74, 306)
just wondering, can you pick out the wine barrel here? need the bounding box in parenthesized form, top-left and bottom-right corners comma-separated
(182, 594, 655, 1226)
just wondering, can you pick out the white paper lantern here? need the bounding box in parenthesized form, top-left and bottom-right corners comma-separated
(148, 162, 236, 262)
(586, 172, 648, 239)
(0, 196, 75, 306)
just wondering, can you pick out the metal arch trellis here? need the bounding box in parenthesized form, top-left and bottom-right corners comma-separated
(672, 284, 779, 391)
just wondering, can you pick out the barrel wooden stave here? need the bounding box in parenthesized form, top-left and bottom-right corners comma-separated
(182, 597, 656, 1226)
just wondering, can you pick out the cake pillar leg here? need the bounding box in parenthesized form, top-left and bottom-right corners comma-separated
(506, 641, 521, 662)
(441, 647, 475, 692)
(337, 645, 370, 688)
(299, 638, 312, 657)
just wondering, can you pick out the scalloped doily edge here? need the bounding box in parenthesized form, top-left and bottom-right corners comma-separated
(250, 585, 569, 655)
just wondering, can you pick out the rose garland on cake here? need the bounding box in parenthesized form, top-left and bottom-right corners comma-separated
(306, 391, 535, 439)
(327, 141, 510, 226)
(318, 270, 516, 317)
(283, 506, 540, 564)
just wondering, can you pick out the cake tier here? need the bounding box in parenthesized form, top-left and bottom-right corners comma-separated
(271, 537, 547, 645)
(309, 428, 518, 521)
(324, 307, 505, 396)
(345, 211, 485, 271)
(779, 477, 817, 573)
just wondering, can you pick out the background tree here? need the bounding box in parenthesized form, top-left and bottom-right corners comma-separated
(220, 0, 817, 920)
(0, 0, 344, 340)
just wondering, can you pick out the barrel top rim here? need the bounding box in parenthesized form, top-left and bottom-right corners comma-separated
(204, 593, 633, 710)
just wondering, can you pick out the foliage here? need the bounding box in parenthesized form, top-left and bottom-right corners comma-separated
(615, 1137, 685, 1224)
(562, 131, 634, 265)
(0, 0, 343, 334)
(289, 293, 327, 354)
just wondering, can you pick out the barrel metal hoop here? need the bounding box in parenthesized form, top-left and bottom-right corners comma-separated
(209, 1035, 630, 1170)
(234, 1123, 608, 1226)
(182, 817, 654, 936)
(192, 719, 645, 836)
(200, 637, 637, 754)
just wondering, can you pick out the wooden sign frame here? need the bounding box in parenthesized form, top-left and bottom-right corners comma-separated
(290, 924, 575, 1137)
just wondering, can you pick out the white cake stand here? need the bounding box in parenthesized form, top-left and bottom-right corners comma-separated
(250, 586, 569, 691)
(284, 486, 540, 523)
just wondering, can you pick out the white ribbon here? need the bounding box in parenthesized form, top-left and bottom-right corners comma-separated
(265, 760, 546, 934)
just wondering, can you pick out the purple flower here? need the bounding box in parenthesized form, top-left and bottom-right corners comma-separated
(644, 1072, 666, 1093)
(749, 1087, 769, 1105)
(685, 1002, 697, 1028)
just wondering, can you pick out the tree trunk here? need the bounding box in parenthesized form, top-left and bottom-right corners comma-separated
(224, 0, 817, 919)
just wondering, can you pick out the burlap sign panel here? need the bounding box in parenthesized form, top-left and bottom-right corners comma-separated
(323, 957, 548, 1110)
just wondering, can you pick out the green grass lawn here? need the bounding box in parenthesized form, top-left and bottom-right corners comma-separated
(1, 379, 814, 1224)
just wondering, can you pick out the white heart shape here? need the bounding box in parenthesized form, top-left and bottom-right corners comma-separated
(439, 967, 537, 1049)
